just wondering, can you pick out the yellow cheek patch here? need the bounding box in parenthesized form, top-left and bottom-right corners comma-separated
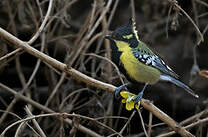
(123, 34, 133, 39)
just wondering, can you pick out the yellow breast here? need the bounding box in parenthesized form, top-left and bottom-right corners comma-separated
(120, 51, 161, 84)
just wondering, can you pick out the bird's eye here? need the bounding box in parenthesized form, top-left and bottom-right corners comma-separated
(112, 33, 122, 40)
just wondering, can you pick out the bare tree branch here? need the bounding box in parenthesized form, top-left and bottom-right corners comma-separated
(0, 26, 194, 137)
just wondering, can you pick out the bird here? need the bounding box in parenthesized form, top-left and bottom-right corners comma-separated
(105, 18, 198, 105)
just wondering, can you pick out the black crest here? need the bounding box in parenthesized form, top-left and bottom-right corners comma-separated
(111, 18, 139, 48)
(114, 19, 133, 37)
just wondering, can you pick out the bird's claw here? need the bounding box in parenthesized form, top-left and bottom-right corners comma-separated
(133, 91, 143, 105)
(115, 83, 129, 99)
(133, 83, 147, 107)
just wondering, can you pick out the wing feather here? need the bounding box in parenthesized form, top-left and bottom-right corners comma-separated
(132, 50, 179, 78)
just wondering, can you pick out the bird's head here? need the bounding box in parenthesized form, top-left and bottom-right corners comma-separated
(105, 18, 139, 50)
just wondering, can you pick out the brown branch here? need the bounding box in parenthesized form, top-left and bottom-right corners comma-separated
(0, 84, 118, 137)
(170, 0, 204, 45)
(84, 53, 125, 84)
(14, 122, 27, 137)
(147, 111, 153, 137)
(44, 72, 66, 107)
(130, 0, 136, 20)
(143, 99, 195, 137)
(119, 110, 136, 136)
(157, 117, 208, 137)
(195, 0, 208, 8)
(0, 27, 194, 137)
(0, 110, 41, 136)
(87, 0, 113, 39)
(137, 109, 148, 137)
(0, 48, 21, 62)
(0, 0, 54, 62)
(25, 106, 47, 137)
(0, 32, 46, 124)
(1, 112, 61, 136)
(0, 83, 102, 137)
(158, 108, 208, 136)
(28, 0, 54, 45)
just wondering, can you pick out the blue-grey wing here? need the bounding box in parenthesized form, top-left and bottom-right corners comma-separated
(132, 50, 179, 78)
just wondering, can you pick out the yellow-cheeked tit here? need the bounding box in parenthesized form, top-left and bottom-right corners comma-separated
(105, 19, 198, 104)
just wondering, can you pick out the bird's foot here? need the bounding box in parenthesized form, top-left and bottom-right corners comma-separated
(133, 83, 148, 107)
(133, 91, 143, 105)
(115, 83, 129, 99)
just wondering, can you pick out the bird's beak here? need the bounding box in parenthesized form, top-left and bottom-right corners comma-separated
(105, 34, 112, 40)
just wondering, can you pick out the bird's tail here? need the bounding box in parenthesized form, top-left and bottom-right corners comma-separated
(160, 75, 199, 98)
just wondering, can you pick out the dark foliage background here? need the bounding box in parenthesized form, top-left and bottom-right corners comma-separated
(0, 0, 208, 137)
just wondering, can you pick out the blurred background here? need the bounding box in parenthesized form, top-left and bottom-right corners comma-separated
(0, 0, 208, 136)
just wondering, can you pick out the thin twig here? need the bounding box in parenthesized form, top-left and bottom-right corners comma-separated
(0, 29, 46, 124)
(166, 5, 173, 38)
(147, 111, 153, 137)
(0, 26, 195, 137)
(119, 111, 136, 136)
(171, 0, 204, 45)
(0, 0, 53, 63)
(107, 0, 119, 27)
(0, 83, 102, 137)
(87, 0, 113, 39)
(14, 122, 27, 137)
(137, 109, 148, 137)
(202, 23, 208, 35)
(64, 113, 119, 135)
(157, 117, 208, 137)
(158, 108, 208, 136)
(28, 0, 54, 44)
(1, 113, 61, 136)
(25, 106, 47, 137)
(130, 0, 136, 20)
(195, 0, 208, 8)
(59, 88, 88, 109)
(44, 72, 66, 107)
(84, 53, 125, 85)
(36, 0, 43, 19)
(0, 48, 22, 62)
(142, 99, 194, 137)
(0, 110, 40, 136)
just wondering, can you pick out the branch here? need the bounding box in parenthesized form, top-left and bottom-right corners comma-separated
(28, 0, 54, 44)
(157, 117, 208, 137)
(169, 0, 204, 45)
(0, 83, 102, 137)
(142, 99, 194, 137)
(25, 106, 47, 137)
(0, 27, 194, 137)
